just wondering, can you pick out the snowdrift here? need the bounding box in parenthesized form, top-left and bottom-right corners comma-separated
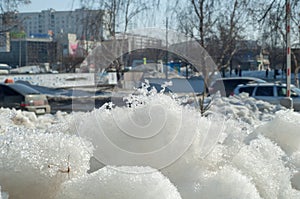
(0, 87, 300, 199)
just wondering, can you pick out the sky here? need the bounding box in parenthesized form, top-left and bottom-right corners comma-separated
(18, 0, 81, 12)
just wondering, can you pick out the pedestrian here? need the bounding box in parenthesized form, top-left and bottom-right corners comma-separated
(265, 67, 269, 78)
(238, 65, 242, 77)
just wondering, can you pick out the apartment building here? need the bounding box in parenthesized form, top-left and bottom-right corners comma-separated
(17, 8, 108, 41)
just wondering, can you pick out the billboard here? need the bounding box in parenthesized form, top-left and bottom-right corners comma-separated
(68, 33, 78, 55)
(0, 32, 10, 52)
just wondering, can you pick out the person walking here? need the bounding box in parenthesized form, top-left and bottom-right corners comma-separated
(265, 67, 269, 78)
(238, 65, 242, 77)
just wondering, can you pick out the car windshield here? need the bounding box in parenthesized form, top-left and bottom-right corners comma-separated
(7, 84, 40, 95)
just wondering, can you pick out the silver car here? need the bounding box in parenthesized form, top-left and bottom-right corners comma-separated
(209, 77, 266, 97)
(0, 83, 51, 114)
(234, 82, 300, 111)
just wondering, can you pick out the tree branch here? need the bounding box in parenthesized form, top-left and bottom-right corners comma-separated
(258, 0, 276, 23)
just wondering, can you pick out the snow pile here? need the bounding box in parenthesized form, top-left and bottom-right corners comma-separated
(76, 84, 201, 168)
(232, 135, 295, 198)
(0, 108, 77, 133)
(193, 166, 261, 199)
(74, 85, 300, 198)
(0, 104, 182, 199)
(1, 83, 300, 198)
(0, 109, 93, 199)
(255, 110, 300, 155)
(55, 166, 182, 199)
(207, 92, 286, 124)
(160, 116, 258, 199)
(255, 111, 300, 191)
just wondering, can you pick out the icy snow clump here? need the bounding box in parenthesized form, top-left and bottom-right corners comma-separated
(55, 166, 182, 199)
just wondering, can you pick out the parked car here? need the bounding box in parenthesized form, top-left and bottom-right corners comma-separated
(234, 82, 300, 111)
(0, 63, 11, 74)
(0, 82, 51, 114)
(209, 77, 266, 97)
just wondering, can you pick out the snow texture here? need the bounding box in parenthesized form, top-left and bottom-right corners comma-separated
(0, 84, 300, 199)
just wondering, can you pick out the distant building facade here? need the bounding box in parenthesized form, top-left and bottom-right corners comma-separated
(0, 8, 109, 68)
(0, 38, 57, 67)
(16, 8, 109, 41)
(81, 33, 164, 72)
(232, 40, 270, 71)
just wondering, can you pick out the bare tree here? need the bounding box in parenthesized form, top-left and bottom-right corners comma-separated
(80, 0, 121, 37)
(105, 0, 121, 37)
(123, 0, 148, 32)
(80, 9, 106, 41)
(80, 0, 159, 38)
(214, 0, 249, 71)
(0, 0, 30, 14)
(174, 0, 253, 113)
(0, 0, 31, 32)
(186, 0, 218, 46)
(248, 0, 300, 77)
(176, 0, 251, 70)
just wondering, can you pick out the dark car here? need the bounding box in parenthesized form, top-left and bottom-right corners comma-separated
(209, 77, 266, 97)
(0, 82, 51, 114)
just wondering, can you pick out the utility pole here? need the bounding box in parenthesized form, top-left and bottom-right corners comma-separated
(286, 0, 291, 97)
(165, 17, 168, 79)
(280, 0, 294, 109)
(19, 38, 22, 67)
